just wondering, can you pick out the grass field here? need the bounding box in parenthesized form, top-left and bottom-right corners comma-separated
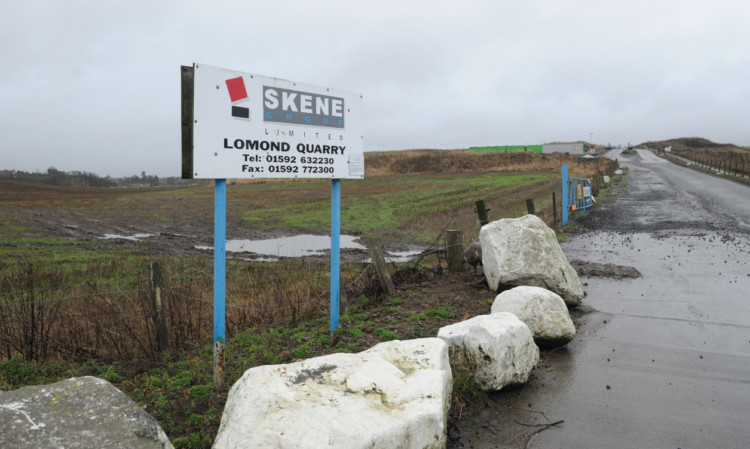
(0, 149, 616, 448)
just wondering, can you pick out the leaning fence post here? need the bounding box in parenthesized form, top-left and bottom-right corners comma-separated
(366, 238, 396, 298)
(446, 230, 464, 272)
(149, 262, 168, 352)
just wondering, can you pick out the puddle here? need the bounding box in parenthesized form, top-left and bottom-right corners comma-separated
(383, 250, 423, 262)
(196, 234, 423, 261)
(196, 235, 365, 258)
(101, 233, 155, 241)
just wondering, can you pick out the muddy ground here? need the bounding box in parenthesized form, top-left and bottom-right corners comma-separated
(450, 149, 750, 449)
(2, 151, 598, 263)
(1, 180, 424, 262)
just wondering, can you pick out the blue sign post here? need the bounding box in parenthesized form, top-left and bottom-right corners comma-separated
(330, 179, 341, 334)
(213, 179, 226, 387)
(562, 164, 569, 226)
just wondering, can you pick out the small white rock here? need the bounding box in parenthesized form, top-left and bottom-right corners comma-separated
(438, 313, 539, 391)
(491, 286, 576, 348)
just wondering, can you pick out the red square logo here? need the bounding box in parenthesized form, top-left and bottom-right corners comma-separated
(226, 77, 248, 103)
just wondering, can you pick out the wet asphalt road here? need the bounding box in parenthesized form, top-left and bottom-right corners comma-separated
(452, 150, 750, 449)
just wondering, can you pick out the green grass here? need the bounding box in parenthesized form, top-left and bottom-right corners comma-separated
(188, 385, 213, 399)
(240, 172, 553, 242)
(291, 344, 311, 359)
(374, 327, 399, 341)
(412, 306, 457, 322)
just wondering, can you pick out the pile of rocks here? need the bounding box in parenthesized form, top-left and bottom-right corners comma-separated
(211, 214, 581, 448)
(2, 215, 581, 449)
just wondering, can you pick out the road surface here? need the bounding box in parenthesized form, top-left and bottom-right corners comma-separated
(451, 149, 750, 449)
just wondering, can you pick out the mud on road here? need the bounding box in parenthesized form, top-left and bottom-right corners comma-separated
(450, 150, 750, 449)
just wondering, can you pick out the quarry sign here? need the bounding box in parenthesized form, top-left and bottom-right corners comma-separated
(182, 63, 364, 180)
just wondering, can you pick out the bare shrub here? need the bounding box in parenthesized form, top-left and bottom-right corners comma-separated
(0, 260, 66, 362)
(226, 260, 330, 334)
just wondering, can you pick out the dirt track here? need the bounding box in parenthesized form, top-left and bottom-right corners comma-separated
(451, 149, 750, 448)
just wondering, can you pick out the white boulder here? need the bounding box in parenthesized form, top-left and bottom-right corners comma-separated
(437, 313, 539, 391)
(213, 338, 452, 449)
(479, 214, 584, 306)
(491, 286, 576, 348)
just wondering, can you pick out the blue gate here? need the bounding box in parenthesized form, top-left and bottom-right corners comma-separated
(562, 164, 593, 226)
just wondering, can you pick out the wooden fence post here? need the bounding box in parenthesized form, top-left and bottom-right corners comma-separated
(526, 198, 536, 215)
(446, 230, 464, 272)
(149, 262, 168, 352)
(366, 238, 396, 297)
(475, 200, 489, 226)
(552, 192, 557, 228)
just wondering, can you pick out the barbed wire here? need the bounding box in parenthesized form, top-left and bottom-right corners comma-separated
(0, 261, 375, 316)
(0, 288, 143, 308)
(162, 260, 342, 285)
(346, 263, 372, 286)
(0, 280, 141, 301)
(161, 287, 212, 303)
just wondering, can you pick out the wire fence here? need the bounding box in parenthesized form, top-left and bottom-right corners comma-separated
(0, 158, 619, 365)
(0, 256, 384, 364)
(663, 150, 750, 179)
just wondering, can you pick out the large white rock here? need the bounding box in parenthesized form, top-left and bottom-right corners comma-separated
(437, 313, 539, 391)
(491, 286, 576, 348)
(479, 214, 584, 306)
(213, 338, 452, 449)
(0, 376, 173, 449)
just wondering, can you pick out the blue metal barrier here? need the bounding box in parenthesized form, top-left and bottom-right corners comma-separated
(562, 164, 593, 226)
(568, 176, 593, 211)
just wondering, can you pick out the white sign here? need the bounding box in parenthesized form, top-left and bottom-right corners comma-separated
(583, 186, 592, 197)
(190, 63, 364, 179)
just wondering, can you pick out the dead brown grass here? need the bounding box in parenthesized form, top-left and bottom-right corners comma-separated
(364, 149, 582, 177)
(640, 137, 749, 153)
(0, 180, 187, 208)
(0, 256, 353, 363)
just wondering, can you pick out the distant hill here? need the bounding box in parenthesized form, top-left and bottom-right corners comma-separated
(363, 149, 576, 177)
(638, 137, 748, 153)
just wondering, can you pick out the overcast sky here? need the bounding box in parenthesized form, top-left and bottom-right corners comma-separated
(2, 0, 749, 177)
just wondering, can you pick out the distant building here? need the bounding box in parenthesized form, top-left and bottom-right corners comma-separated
(541, 142, 588, 155)
(470, 145, 542, 153)
(470, 142, 589, 155)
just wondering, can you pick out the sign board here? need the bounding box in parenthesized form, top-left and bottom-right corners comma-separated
(184, 63, 364, 179)
(583, 186, 591, 197)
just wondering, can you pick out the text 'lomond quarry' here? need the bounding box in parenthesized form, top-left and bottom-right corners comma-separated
(223, 139, 346, 154)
